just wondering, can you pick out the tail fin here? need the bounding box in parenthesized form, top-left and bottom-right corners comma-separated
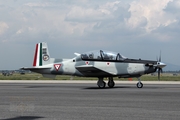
(33, 42, 51, 67)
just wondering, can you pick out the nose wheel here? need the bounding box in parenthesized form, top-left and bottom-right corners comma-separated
(136, 77, 143, 88)
(137, 82, 143, 88)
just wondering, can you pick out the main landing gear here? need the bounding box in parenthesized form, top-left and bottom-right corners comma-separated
(97, 77, 115, 88)
(97, 77, 106, 88)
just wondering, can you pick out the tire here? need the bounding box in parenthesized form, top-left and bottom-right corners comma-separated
(137, 82, 143, 88)
(98, 81, 106, 88)
(108, 81, 115, 88)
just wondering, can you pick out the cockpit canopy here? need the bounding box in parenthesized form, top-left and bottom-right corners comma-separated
(81, 50, 126, 61)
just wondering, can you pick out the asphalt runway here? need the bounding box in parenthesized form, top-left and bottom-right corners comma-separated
(0, 81, 180, 120)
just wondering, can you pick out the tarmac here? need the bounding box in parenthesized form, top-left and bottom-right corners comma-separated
(1, 80, 180, 84)
(0, 81, 180, 120)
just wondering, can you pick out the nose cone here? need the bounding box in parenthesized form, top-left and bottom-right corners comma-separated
(157, 62, 166, 68)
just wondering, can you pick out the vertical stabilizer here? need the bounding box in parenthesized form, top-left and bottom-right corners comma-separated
(33, 42, 51, 67)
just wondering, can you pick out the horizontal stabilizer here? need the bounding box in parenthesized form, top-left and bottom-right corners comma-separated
(21, 66, 52, 74)
(21, 67, 51, 70)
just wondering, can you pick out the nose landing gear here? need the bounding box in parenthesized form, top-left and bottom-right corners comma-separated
(136, 77, 143, 88)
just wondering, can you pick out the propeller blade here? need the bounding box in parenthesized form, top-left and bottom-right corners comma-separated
(159, 51, 161, 62)
(158, 68, 162, 80)
(158, 69, 160, 80)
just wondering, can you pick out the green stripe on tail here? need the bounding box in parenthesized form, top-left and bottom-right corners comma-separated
(39, 43, 42, 66)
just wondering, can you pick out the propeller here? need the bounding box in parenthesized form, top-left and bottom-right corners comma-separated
(156, 51, 166, 80)
(157, 51, 161, 80)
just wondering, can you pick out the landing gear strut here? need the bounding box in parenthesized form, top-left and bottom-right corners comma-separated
(136, 77, 143, 88)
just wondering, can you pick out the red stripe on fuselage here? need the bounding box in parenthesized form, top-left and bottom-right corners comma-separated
(33, 44, 38, 66)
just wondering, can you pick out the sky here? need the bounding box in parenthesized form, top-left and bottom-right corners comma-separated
(0, 0, 180, 70)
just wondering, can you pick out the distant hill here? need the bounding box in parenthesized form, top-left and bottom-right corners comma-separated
(163, 63, 180, 71)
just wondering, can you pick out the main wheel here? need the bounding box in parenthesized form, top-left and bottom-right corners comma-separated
(108, 81, 115, 88)
(137, 82, 143, 88)
(98, 81, 106, 88)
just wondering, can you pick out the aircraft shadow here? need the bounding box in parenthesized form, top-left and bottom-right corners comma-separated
(26, 85, 160, 89)
(1, 116, 44, 120)
(83, 86, 134, 90)
(83, 85, 161, 89)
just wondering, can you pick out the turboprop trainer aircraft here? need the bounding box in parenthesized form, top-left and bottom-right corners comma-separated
(22, 42, 166, 88)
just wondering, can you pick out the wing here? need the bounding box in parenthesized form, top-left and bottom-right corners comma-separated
(75, 65, 114, 77)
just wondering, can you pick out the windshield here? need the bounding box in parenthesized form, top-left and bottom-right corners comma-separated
(81, 50, 126, 61)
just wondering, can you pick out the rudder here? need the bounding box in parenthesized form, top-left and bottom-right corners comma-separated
(33, 42, 51, 66)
